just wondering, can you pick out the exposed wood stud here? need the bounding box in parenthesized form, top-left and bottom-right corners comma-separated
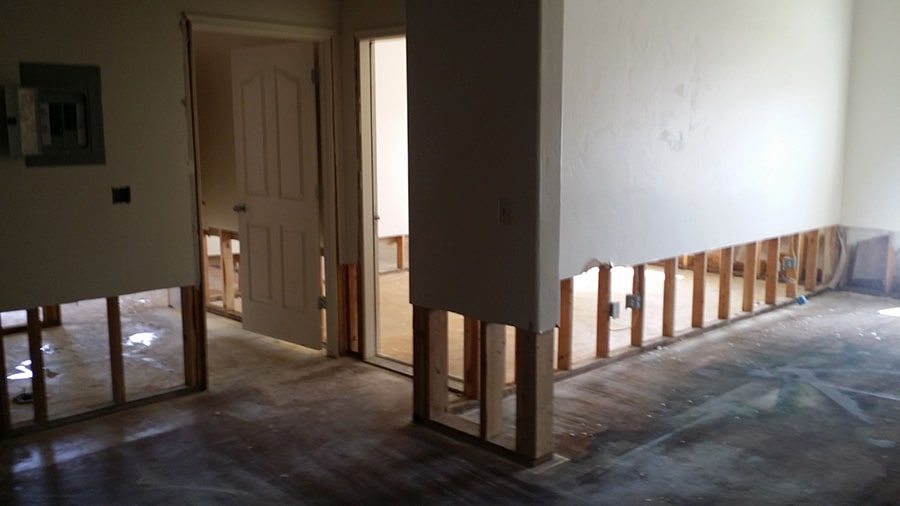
(396, 235, 406, 270)
(336, 265, 350, 356)
(106, 297, 126, 405)
(743, 242, 759, 312)
(348, 264, 359, 353)
(765, 237, 780, 304)
(786, 234, 801, 298)
(515, 328, 554, 463)
(823, 226, 837, 285)
(631, 265, 645, 347)
(412, 306, 448, 421)
(662, 258, 676, 337)
(41, 305, 62, 327)
(220, 231, 236, 311)
(463, 317, 481, 400)
(596, 265, 612, 358)
(201, 229, 210, 305)
(27, 308, 48, 423)
(692, 252, 707, 328)
(0, 314, 11, 434)
(180, 286, 207, 389)
(718, 247, 733, 320)
(480, 323, 505, 440)
(557, 279, 574, 370)
(805, 230, 820, 292)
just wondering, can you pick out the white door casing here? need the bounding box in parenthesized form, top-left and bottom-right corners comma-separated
(231, 42, 321, 349)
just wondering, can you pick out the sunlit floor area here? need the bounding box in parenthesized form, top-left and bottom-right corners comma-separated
(2, 290, 898, 504)
(2, 291, 186, 426)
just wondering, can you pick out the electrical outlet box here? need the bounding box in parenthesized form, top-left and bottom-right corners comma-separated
(609, 301, 620, 319)
(625, 294, 642, 310)
(783, 257, 798, 270)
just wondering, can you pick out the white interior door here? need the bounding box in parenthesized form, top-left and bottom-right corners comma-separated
(231, 42, 321, 349)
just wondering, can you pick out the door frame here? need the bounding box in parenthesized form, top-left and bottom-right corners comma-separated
(357, 29, 406, 362)
(183, 14, 342, 357)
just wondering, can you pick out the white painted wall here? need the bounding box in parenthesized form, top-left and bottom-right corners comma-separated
(842, 0, 900, 232)
(407, 0, 563, 331)
(559, 0, 852, 278)
(0, 0, 336, 312)
(373, 38, 409, 239)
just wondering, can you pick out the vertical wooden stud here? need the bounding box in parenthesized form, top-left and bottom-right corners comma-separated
(463, 317, 481, 400)
(692, 252, 707, 328)
(823, 226, 837, 286)
(26, 308, 47, 423)
(396, 235, 406, 270)
(41, 305, 62, 327)
(0, 314, 11, 434)
(412, 306, 448, 422)
(804, 230, 820, 292)
(662, 258, 676, 337)
(743, 242, 759, 312)
(786, 234, 801, 298)
(221, 231, 236, 311)
(348, 264, 359, 353)
(515, 328, 554, 463)
(180, 286, 207, 390)
(765, 237, 780, 304)
(480, 322, 506, 440)
(201, 229, 210, 305)
(557, 279, 574, 370)
(106, 297, 126, 404)
(718, 247, 733, 320)
(596, 265, 611, 358)
(631, 265, 645, 347)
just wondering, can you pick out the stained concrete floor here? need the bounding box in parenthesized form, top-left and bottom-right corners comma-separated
(2, 290, 900, 504)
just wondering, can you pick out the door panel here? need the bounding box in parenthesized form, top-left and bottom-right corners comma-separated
(232, 42, 321, 349)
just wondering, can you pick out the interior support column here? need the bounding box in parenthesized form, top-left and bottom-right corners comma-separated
(413, 306, 448, 422)
(515, 328, 554, 464)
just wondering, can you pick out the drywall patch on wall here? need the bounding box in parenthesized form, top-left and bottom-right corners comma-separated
(0, 0, 337, 312)
(558, 0, 852, 278)
(841, 0, 900, 231)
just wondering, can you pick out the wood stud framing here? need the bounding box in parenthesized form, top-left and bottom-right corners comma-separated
(480, 323, 506, 440)
(804, 230, 820, 292)
(885, 234, 895, 295)
(107, 297, 126, 405)
(743, 242, 759, 312)
(596, 265, 612, 358)
(412, 306, 448, 422)
(662, 258, 676, 337)
(718, 247, 733, 320)
(692, 252, 707, 328)
(765, 237, 780, 304)
(631, 265, 645, 347)
(0, 314, 10, 435)
(823, 227, 837, 285)
(463, 317, 481, 399)
(220, 230, 237, 311)
(786, 234, 801, 298)
(558, 279, 574, 370)
(396, 235, 406, 270)
(26, 308, 48, 423)
(515, 328, 554, 463)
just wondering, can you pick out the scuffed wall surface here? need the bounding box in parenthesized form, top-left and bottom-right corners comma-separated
(559, 0, 852, 278)
(0, 0, 336, 311)
(841, 0, 900, 232)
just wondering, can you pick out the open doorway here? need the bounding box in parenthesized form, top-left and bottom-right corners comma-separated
(186, 17, 340, 356)
(359, 35, 413, 367)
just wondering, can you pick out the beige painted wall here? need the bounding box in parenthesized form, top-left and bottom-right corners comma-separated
(0, 0, 337, 312)
(559, 0, 853, 277)
(406, 0, 563, 331)
(842, 0, 900, 232)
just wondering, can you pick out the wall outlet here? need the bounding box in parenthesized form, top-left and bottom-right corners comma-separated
(782, 257, 798, 270)
(609, 301, 620, 319)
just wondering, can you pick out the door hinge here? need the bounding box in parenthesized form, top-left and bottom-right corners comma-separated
(318, 296, 327, 310)
(311, 67, 320, 85)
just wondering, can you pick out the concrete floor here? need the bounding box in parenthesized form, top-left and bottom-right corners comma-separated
(2, 290, 899, 504)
